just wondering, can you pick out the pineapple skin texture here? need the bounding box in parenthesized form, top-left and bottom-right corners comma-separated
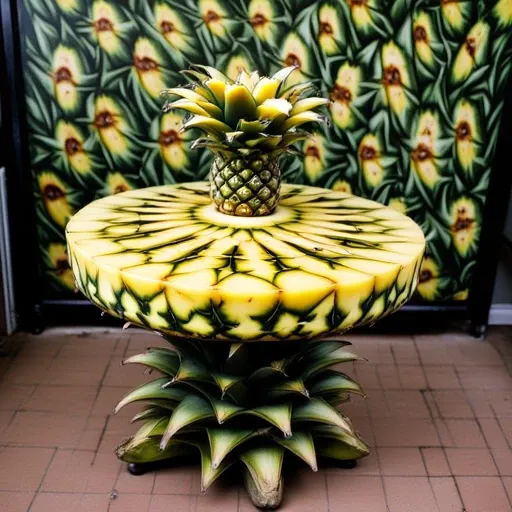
(210, 153, 281, 217)
(66, 182, 425, 342)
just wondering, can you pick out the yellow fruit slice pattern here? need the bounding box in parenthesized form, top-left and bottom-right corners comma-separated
(330, 63, 361, 130)
(56, 121, 92, 175)
(66, 183, 425, 341)
(411, 111, 440, 188)
(452, 21, 489, 83)
(46, 243, 76, 291)
(52, 46, 82, 113)
(92, 1, 122, 56)
(248, 0, 278, 43)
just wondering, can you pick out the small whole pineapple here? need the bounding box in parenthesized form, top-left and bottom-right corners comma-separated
(162, 65, 328, 216)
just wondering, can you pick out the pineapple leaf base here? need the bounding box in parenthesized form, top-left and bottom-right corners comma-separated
(115, 337, 369, 509)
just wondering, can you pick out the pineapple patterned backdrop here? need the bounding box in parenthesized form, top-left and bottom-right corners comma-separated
(20, 0, 511, 303)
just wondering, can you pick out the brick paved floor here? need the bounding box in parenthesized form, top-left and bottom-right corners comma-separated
(1, 327, 512, 511)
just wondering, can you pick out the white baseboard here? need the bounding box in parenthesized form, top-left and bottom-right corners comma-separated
(489, 304, 512, 325)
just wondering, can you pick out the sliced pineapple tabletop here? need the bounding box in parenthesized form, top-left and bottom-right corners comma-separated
(66, 182, 425, 341)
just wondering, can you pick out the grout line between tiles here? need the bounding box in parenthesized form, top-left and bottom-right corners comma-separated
(26, 447, 58, 512)
(323, 470, 330, 512)
(92, 415, 111, 463)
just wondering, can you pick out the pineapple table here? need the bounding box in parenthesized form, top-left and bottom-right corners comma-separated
(66, 182, 425, 509)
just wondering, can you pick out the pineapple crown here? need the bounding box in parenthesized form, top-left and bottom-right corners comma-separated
(161, 65, 329, 157)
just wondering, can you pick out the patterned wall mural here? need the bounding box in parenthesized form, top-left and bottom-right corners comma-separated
(20, 0, 512, 302)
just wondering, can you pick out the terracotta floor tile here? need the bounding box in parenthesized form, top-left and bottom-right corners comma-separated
(378, 447, 426, 476)
(445, 448, 498, 476)
(58, 334, 119, 357)
(423, 390, 440, 417)
(373, 418, 440, 447)
(422, 448, 452, 476)
(342, 450, 380, 475)
(0, 384, 36, 410)
(384, 390, 431, 418)
(2, 356, 54, 385)
(75, 415, 106, 451)
(430, 477, 464, 512)
(103, 357, 159, 387)
(327, 475, 386, 512)
(193, 483, 239, 512)
(149, 494, 192, 512)
(368, 390, 430, 419)
(347, 337, 394, 364)
(450, 341, 504, 367)
(43, 356, 109, 386)
(383, 476, 438, 512)
(339, 395, 368, 418)
(390, 339, 420, 365)
(479, 417, 509, 449)
(431, 390, 474, 419)
(498, 418, 512, 448)
(108, 492, 152, 512)
(502, 476, 512, 503)
(465, 390, 495, 418)
(153, 466, 198, 495)
(17, 337, 65, 358)
(488, 391, 512, 417)
(415, 337, 453, 365)
(492, 448, 512, 476)
(456, 476, 511, 512)
(353, 364, 381, 389)
(377, 364, 402, 389)
(126, 333, 168, 356)
(0, 491, 35, 512)
(0, 410, 14, 437)
(351, 416, 375, 445)
(458, 366, 512, 390)
(41, 450, 121, 493)
(424, 365, 460, 389)
(116, 469, 155, 494)
(397, 365, 426, 389)
(22, 385, 98, 414)
(30, 492, 111, 512)
(356, 363, 404, 390)
(97, 432, 124, 454)
(104, 413, 139, 438)
(3, 411, 88, 448)
(91, 386, 133, 417)
(0, 447, 54, 491)
(114, 336, 129, 356)
(435, 419, 487, 448)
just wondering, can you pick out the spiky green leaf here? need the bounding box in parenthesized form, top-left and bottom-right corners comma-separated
(114, 378, 187, 414)
(160, 395, 215, 449)
(123, 350, 179, 377)
(248, 403, 292, 437)
(173, 357, 211, 383)
(272, 431, 318, 471)
(116, 436, 193, 464)
(310, 370, 366, 398)
(292, 398, 353, 432)
(313, 425, 370, 460)
(207, 428, 259, 468)
(196, 442, 234, 492)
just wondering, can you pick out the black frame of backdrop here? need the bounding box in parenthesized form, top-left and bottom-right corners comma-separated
(1, 0, 511, 336)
